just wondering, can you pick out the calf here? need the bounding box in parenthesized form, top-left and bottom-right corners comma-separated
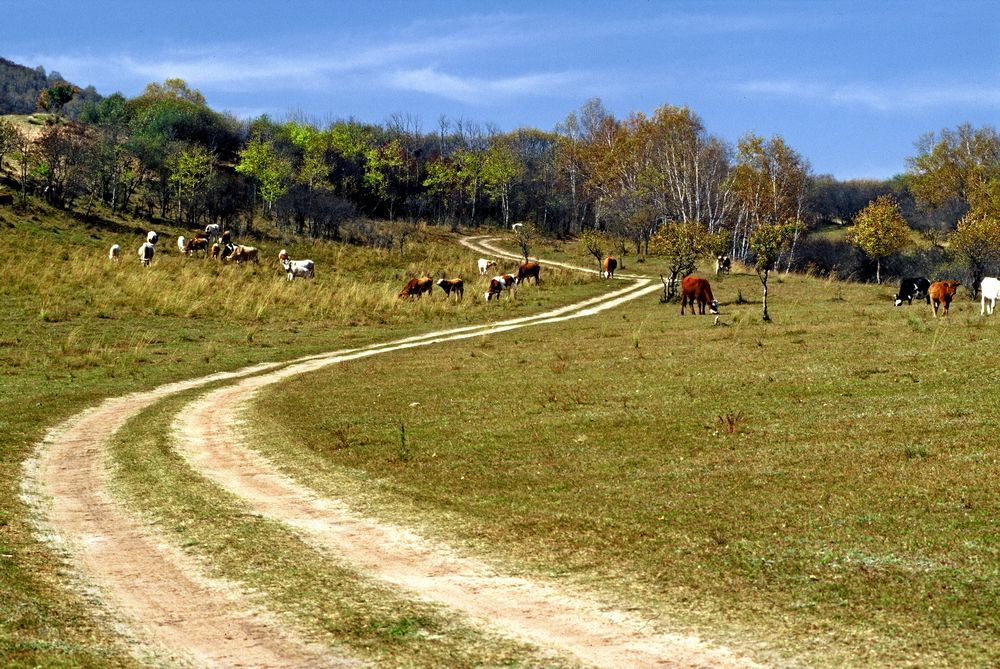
(108, 243, 121, 262)
(680, 276, 718, 315)
(894, 277, 931, 306)
(177, 235, 187, 253)
(715, 255, 731, 275)
(929, 280, 961, 317)
(516, 261, 541, 285)
(399, 276, 433, 298)
(436, 278, 464, 300)
(484, 274, 517, 301)
(204, 223, 221, 241)
(282, 258, 315, 281)
(209, 243, 221, 259)
(602, 256, 617, 279)
(981, 277, 1000, 315)
(478, 258, 497, 275)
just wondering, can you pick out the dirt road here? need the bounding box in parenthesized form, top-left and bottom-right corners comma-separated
(25, 237, 761, 668)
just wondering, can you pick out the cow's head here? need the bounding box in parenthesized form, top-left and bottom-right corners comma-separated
(709, 300, 719, 314)
(893, 294, 903, 307)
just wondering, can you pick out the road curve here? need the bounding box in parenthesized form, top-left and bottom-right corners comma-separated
(24, 236, 759, 668)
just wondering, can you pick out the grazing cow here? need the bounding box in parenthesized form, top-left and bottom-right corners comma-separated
(209, 243, 221, 259)
(680, 276, 718, 315)
(204, 223, 221, 241)
(715, 255, 731, 275)
(484, 274, 517, 301)
(981, 277, 1000, 315)
(929, 280, 961, 318)
(108, 244, 120, 262)
(602, 256, 617, 279)
(221, 230, 232, 246)
(183, 237, 210, 256)
(177, 235, 186, 253)
(229, 245, 259, 264)
(146, 230, 158, 245)
(478, 258, 497, 275)
(516, 261, 541, 285)
(436, 278, 464, 300)
(282, 258, 315, 281)
(894, 277, 931, 306)
(138, 241, 155, 266)
(399, 276, 434, 298)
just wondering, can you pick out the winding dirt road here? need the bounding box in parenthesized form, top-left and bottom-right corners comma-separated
(24, 237, 762, 668)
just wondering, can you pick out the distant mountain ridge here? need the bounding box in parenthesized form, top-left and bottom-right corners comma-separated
(0, 56, 101, 116)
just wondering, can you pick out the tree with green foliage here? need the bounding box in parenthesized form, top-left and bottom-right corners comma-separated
(749, 220, 797, 322)
(907, 123, 1000, 218)
(650, 220, 712, 300)
(846, 194, 911, 283)
(168, 145, 215, 223)
(949, 210, 1000, 297)
(235, 136, 291, 216)
(363, 138, 407, 220)
(37, 82, 81, 117)
(482, 139, 523, 227)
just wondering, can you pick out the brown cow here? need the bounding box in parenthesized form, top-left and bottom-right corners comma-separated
(680, 276, 718, 315)
(485, 274, 517, 301)
(602, 256, 617, 279)
(516, 261, 541, 285)
(209, 243, 221, 259)
(436, 278, 464, 300)
(929, 280, 961, 317)
(399, 276, 434, 298)
(183, 237, 210, 256)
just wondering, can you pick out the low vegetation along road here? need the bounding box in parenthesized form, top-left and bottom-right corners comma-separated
(24, 237, 761, 668)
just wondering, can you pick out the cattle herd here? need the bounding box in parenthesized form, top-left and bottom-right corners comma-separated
(108, 234, 1000, 316)
(108, 225, 315, 281)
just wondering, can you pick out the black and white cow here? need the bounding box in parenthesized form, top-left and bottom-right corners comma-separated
(894, 277, 931, 306)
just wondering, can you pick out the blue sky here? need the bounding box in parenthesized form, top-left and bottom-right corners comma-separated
(4, 0, 998, 179)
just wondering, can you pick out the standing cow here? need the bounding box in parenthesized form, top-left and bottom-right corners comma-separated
(602, 256, 617, 279)
(929, 280, 961, 318)
(484, 274, 517, 301)
(894, 277, 931, 306)
(399, 276, 434, 298)
(516, 261, 541, 285)
(981, 277, 1000, 315)
(436, 278, 464, 300)
(680, 276, 718, 315)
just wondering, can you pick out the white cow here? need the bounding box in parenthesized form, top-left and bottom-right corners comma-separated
(108, 244, 120, 262)
(981, 277, 1000, 315)
(204, 223, 221, 241)
(282, 258, 315, 281)
(477, 258, 497, 275)
(177, 235, 186, 252)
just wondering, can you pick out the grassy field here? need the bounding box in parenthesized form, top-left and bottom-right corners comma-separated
(0, 199, 596, 667)
(245, 267, 1000, 667)
(2, 195, 998, 667)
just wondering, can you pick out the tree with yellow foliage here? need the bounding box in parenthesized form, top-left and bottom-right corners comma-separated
(847, 194, 911, 284)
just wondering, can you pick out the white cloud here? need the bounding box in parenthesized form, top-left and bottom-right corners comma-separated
(384, 67, 585, 104)
(736, 78, 1000, 112)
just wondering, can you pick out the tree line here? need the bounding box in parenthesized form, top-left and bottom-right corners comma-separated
(0, 74, 998, 288)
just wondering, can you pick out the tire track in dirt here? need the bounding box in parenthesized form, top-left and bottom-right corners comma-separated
(170, 238, 762, 668)
(23, 366, 355, 668)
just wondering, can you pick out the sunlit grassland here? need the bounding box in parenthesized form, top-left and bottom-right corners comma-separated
(0, 201, 596, 667)
(247, 268, 1000, 668)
